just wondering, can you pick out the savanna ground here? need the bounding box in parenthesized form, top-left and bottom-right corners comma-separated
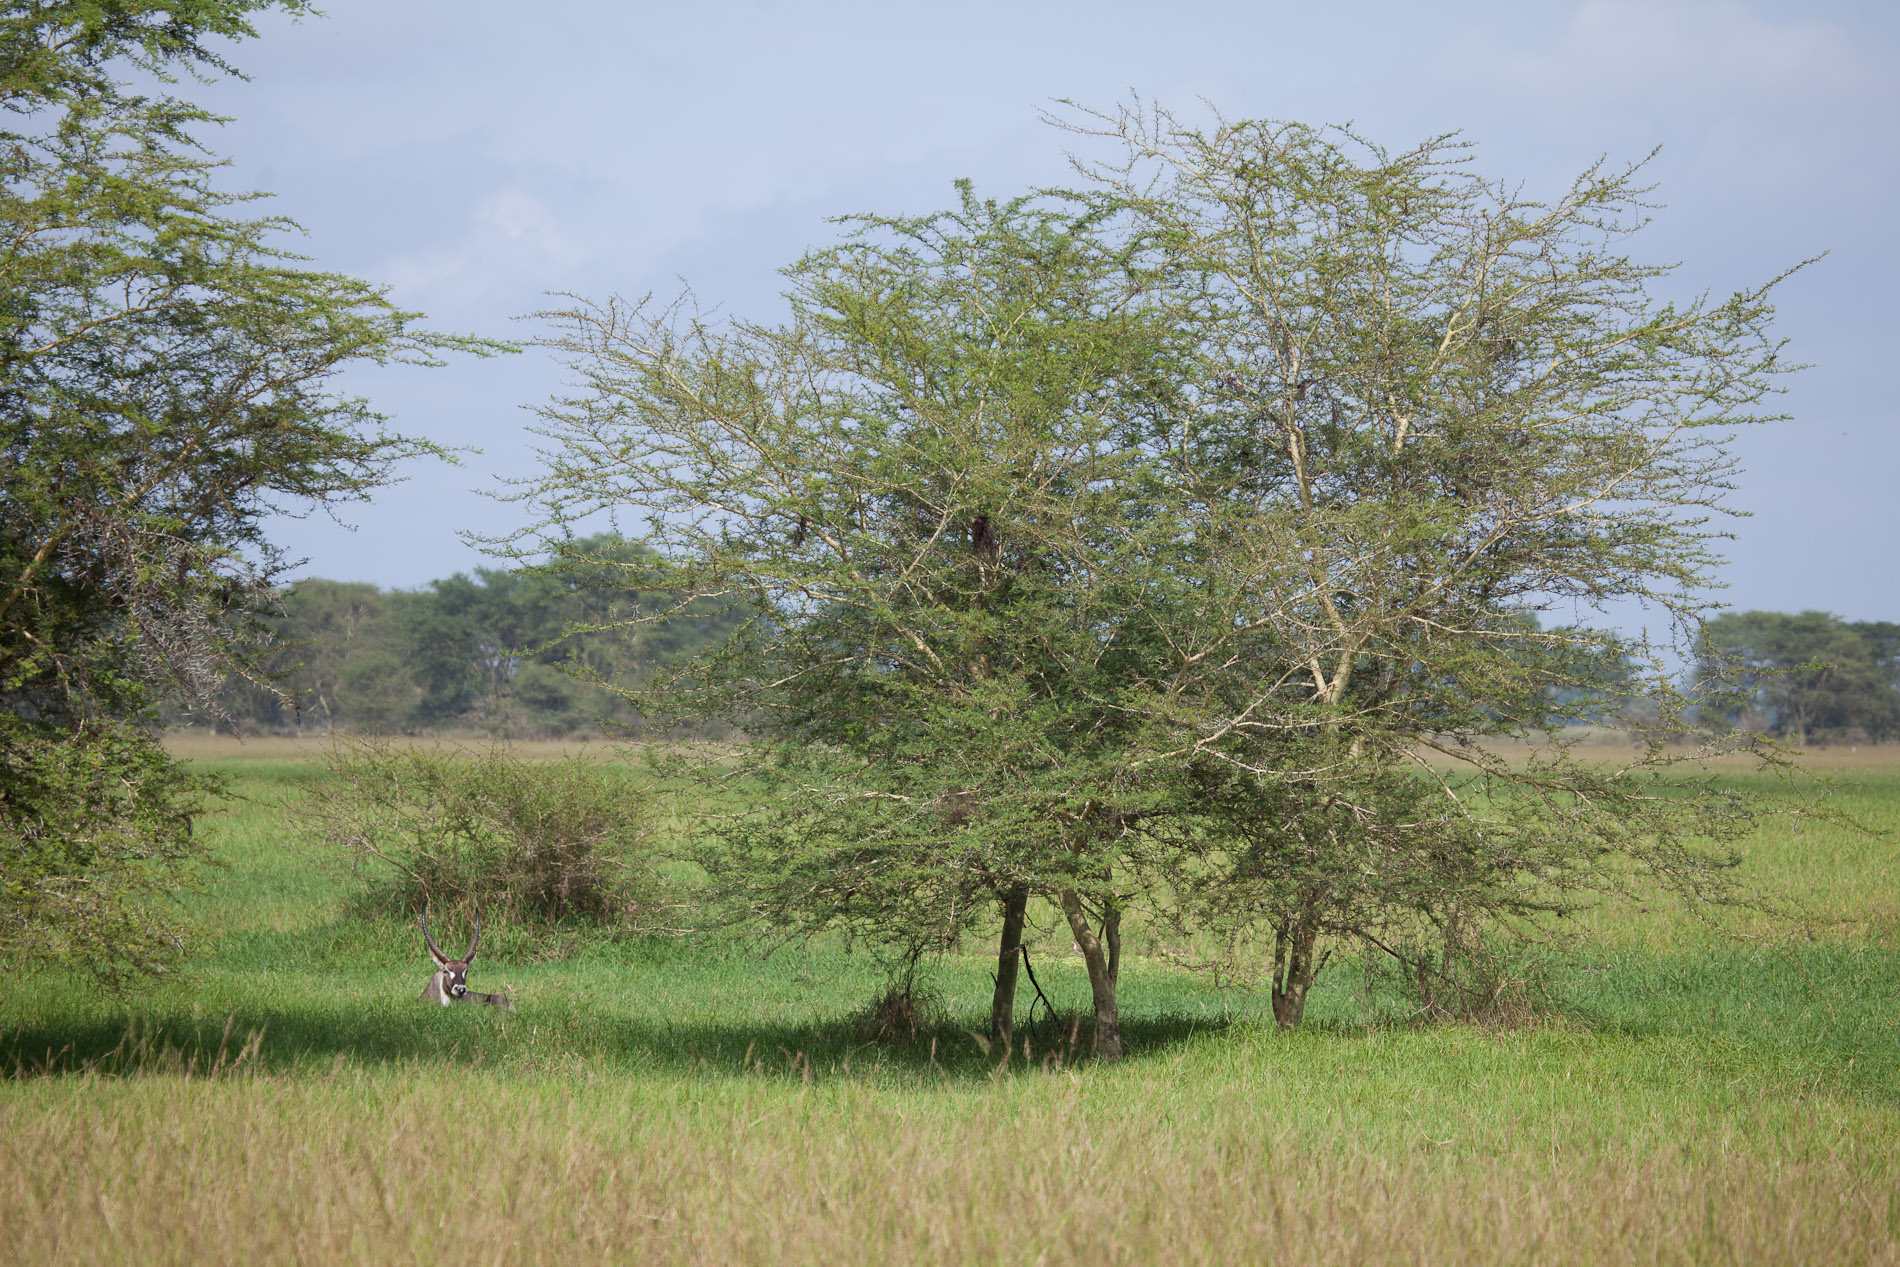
(1, 736, 1896, 1264)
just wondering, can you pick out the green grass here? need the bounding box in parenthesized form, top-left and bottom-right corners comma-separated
(2, 738, 1897, 1264)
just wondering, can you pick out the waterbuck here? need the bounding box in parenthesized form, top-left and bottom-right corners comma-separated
(420, 910, 513, 1010)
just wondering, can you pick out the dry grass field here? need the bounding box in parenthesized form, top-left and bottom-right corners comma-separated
(1, 738, 1895, 1264)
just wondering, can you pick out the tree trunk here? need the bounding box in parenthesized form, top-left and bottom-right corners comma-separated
(990, 884, 1029, 1049)
(1271, 911, 1321, 1030)
(1059, 888, 1122, 1062)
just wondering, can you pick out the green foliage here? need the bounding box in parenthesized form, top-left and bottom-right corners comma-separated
(525, 185, 1196, 1056)
(292, 738, 670, 927)
(1048, 103, 1812, 1026)
(521, 105, 1815, 1044)
(1696, 610, 1900, 743)
(212, 580, 398, 729)
(388, 537, 724, 735)
(0, 712, 210, 988)
(201, 535, 743, 737)
(0, 1, 312, 98)
(0, 0, 500, 986)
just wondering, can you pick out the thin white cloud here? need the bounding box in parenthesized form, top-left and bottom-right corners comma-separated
(1452, 1, 1895, 150)
(383, 190, 582, 316)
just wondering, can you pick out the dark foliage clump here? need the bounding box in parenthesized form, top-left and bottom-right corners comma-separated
(850, 979, 944, 1046)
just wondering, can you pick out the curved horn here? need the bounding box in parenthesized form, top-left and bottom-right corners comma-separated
(420, 907, 448, 962)
(464, 911, 481, 964)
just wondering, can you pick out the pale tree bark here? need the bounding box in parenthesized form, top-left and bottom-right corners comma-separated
(1059, 887, 1123, 1061)
(1271, 907, 1322, 1030)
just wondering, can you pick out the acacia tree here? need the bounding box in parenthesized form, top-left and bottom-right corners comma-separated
(520, 188, 1190, 1059)
(1056, 104, 1803, 1024)
(526, 107, 1809, 1047)
(0, 1, 496, 984)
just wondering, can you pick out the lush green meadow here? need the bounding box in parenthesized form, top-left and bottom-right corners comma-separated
(2, 738, 1896, 1264)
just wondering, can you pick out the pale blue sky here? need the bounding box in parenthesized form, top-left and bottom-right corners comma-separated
(198, 0, 1897, 621)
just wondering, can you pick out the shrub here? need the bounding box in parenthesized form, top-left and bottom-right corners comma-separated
(1377, 910, 1558, 1028)
(0, 716, 209, 989)
(294, 738, 669, 927)
(849, 981, 943, 1046)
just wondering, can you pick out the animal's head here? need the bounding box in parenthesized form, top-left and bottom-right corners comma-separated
(421, 909, 481, 999)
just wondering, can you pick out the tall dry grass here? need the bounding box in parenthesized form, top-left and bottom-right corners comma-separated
(4, 1064, 1894, 1266)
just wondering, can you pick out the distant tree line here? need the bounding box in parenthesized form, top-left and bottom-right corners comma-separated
(1695, 611, 1900, 744)
(197, 584, 1900, 748)
(194, 536, 740, 737)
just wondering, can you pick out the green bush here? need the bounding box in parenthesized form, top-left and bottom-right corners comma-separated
(0, 715, 210, 989)
(294, 738, 668, 927)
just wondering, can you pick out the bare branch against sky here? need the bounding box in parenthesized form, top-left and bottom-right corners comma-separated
(195, 0, 1895, 619)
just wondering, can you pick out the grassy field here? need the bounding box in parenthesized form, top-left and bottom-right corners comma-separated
(1, 738, 1896, 1264)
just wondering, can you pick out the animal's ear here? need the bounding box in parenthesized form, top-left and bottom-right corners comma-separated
(427, 943, 450, 968)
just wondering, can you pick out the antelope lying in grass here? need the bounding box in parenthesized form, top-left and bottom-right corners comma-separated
(420, 910, 513, 1010)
